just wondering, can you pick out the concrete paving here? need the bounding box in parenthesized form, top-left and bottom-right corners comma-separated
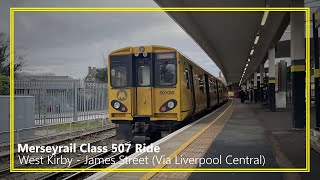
(189, 99, 320, 180)
(189, 100, 282, 180)
(85, 99, 319, 180)
(251, 102, 320, 180)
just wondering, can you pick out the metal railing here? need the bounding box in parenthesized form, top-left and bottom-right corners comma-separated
(15, 80, 108, 125)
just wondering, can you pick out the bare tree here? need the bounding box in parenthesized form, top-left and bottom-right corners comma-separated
(95, 53, 108, 83)
(0, 32, 24, 76)
(0, 32, 24, 95)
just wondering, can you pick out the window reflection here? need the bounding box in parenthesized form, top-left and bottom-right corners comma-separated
(138, 65, 151, 86)
(160, 63, 176, 86)
(111, 66, 128, 87)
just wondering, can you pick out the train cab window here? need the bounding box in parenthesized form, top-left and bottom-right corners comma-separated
(185, 69, 190, 89)
(110, 55, 131, 88)
(110, 66, 128, 87)
(155, 60, 177, 86)
(138, 65, 151, 86)
(199, 75, 204, 93)
(155, 52, 177, 87)
(160, 63, 176, 85)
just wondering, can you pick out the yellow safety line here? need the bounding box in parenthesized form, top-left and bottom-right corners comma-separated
(314, 69, 320, 78)
(291, 65, 305, 72)
(10, 7, 309, 12)
(9, 8, 15, 172)
(141, 101, 234, 180)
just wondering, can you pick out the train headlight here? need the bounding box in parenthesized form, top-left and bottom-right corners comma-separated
(111, 100, 127, 112)
(159, 99, 177, 112)
(113, 102, 120, 109)
(168, 101, 175, 109)
(143, 52, 148, 57)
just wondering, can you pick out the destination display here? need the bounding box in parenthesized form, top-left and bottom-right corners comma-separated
(156, 52, 176, 59)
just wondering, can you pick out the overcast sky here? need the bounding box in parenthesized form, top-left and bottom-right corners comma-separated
(0, 0, 221, 79)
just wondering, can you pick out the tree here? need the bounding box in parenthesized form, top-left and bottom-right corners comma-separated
(0, 32, 24, 95)
(0, 32, 24, 76)
(95, 67, 108, 83)
(95, 54, 108, 83)
(0, 75, 9, 95)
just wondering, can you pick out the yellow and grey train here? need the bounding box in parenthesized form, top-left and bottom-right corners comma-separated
(108, 45, 228, 142)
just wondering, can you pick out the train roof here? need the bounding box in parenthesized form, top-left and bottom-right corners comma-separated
(177, 50, 224, 85)
(109, 45, 176, 55)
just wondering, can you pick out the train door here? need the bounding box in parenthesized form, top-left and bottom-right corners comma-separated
(135, 59, 152, 116)
(189, 65, 196, 114)
(216, 80, 220, 104)
(204, 74, 210, 108)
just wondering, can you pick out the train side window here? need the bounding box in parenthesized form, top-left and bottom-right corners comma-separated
(209, 80, 214, 93)
(199, 75, 204, 93)
(213, 81, 216, 94)
(185, 69, 190, 89)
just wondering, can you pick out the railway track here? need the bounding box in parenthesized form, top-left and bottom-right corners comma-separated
(0, 126, 117, 177)
(0, 125, 115, 157)
(35, 141, 134, 180)
(1, 102, 229, 179)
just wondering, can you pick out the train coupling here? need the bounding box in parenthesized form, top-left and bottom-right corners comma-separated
(132, 135, 150, 144)
(132, 122, 150, 143)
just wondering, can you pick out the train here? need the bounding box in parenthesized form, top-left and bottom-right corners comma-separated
(107, 45, 228, 143)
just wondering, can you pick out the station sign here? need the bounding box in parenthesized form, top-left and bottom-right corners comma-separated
(314, 8, 320, 28)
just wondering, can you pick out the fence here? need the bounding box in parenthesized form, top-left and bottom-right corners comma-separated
(15, 80, 108, 125)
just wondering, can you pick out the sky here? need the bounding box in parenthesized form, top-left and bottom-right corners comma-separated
(0, 0, 221, 79)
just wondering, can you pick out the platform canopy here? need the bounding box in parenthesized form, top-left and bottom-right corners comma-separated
(154, 0, 303, 84)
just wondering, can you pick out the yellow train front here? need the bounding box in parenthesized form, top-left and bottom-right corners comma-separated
(108, 45, 228, 143)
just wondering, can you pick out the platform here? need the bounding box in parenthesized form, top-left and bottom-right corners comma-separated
(86, 99, 320, 180)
